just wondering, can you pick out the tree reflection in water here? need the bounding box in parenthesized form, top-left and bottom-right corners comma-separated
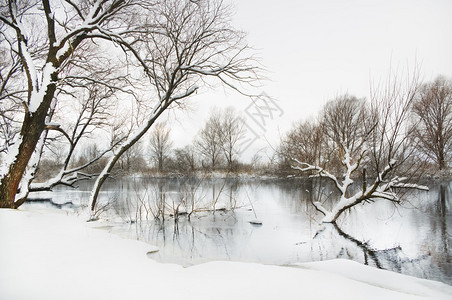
(314, 223, 431, 274)
(23, 177, 452, 284)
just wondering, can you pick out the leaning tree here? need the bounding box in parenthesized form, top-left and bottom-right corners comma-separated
(0, 0, 149, 208)
(0, 0, 259, 213)
(292, 74, 428, 223)
(88, 0, 259, 218)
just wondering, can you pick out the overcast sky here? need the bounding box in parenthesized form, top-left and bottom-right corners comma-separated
(167, 0, 452, 161)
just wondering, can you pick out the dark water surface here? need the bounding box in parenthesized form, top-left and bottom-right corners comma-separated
(26, 177, 452, 284)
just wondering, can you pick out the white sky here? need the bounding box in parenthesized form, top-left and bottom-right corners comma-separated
(164, 0, 452, 161)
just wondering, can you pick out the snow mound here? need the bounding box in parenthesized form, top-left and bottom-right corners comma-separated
(1, 209, 451, 300)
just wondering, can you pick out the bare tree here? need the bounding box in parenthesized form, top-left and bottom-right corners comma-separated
(0, 0, 154, 208)
(195, 107, 245, 171)
(195, 109, 223, 170)
(117, 141, 146, 173)
(0, 29, 23, 155)
(172, 145, 197, 174)
(279, 118, 324, 172)
(27, 83, 122, 193)
(0, 0, 259, 211)
(280, 96, 368, 175)
(322, 96, 368, 164)
(218, 107, 245, 171)
(412, 76, 452, 170)
(292, 74, 428, 223)
(87, 0, 260, 217)
(149, 122, 173, 172)
(75, 144, 105, 173)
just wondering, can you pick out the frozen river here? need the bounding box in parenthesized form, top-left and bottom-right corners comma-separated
(26, 177, 452, 284)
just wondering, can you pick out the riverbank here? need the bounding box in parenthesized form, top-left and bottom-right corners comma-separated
(1, 208, 451, 300)
(125, 168, 452, 182)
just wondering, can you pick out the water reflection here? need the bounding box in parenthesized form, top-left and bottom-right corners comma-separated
(25, 177, 452, 284)
(313, 223, 433, 278)
(423, 183, 452, 280)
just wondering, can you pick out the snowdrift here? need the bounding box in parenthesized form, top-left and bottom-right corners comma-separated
(1, 209, 451, 300)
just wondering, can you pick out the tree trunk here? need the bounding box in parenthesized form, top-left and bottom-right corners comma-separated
(0, 84, 56, 208)
(438, 152, 445, 170)
(158, 156, 163, 173)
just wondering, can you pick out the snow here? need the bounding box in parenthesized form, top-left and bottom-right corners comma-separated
(1, 208, 451, 300)
(44, 122, 60, 127)
(20, 40, 38, 93)
(170, 85, 199, 101)
(28, 63, 56, 114)
(293, 151, 427, 223)
(16, 133, 47, 202)
(55, 41, 71, 59)
(0, 135, 23, 180)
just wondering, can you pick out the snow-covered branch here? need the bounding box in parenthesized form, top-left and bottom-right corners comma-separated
(291, 158, 344, 194)
(288, 76, 426, 223)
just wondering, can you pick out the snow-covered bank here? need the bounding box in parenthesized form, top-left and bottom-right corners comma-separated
(1, 209, 451, 300)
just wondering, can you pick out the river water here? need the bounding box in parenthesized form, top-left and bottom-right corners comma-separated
(26, 177, 452, 284)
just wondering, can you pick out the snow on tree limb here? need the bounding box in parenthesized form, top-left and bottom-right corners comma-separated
(291, 158, 344, 194)
(0, 136, 23, 180)
(289, 77, 428, 223)
(21, 60, 57, 115)
(14, 133, 46, 206)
